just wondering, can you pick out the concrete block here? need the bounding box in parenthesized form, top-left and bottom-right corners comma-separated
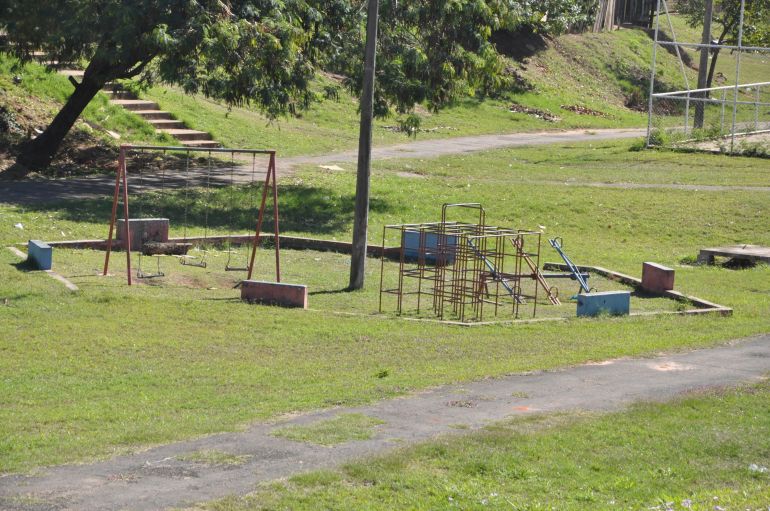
(241, 280, 308, 309)
(27, 240, 52, 270)
(641, 262, 675, 293)
(116, 218, 169, 250)
(402, 231, 457, 264)
(577, 291, 630, 317)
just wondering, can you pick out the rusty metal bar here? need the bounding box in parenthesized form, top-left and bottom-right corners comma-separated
(103, 145, 125, 276)
(269, 153, 281, 283)
(121, 150, 132, 286)
(121, 145, 276, 155)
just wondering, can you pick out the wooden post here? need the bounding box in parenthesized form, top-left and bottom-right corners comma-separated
(349, 0, 379, 290)
(694, 0, 713, 129)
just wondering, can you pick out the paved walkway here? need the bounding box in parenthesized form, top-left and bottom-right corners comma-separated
(1, 335, 768, 511)
(0, 128, 647, 204)
(2, 127, 768, 205)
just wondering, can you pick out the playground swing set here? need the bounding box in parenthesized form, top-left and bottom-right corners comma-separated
(102, 144, 281, 287)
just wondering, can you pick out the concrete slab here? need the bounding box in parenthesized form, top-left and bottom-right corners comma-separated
(641, 261, 674, 293)
(241, 280, 308, 309)
(27, 240, 52, 270)
(576, 290, 630, 317)
(697, 245, 770, 265)
(116, 218, 169, 250)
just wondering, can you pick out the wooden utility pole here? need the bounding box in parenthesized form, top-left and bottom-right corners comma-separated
(694, 0, 714, 128)
(349, 0, 379, 290)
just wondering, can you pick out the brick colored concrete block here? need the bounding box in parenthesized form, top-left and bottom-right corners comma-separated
(402, 231, 457, 264)
(28, 240, 52, 270)
(241, 280, 308, 309)
(577, 291, 630, 317)
(641, 261, 675, 293)
(116, 218, 169, 250)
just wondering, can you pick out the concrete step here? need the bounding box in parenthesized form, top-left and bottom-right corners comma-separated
(177, 139, 221, 148)
(133, 110, 174, 121)
(102, 90, 137, 100)
(158, 129, 213, 142)
(158, 129, 213, 141)
(110, 99, 159, 111)
(147, 119, 187, 130)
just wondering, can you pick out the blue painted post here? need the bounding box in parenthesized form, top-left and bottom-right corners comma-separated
(577, 291, 630, 317)
(27, 240, 53, 270)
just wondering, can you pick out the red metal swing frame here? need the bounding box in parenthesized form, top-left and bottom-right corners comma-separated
(102, 144, 281, 286)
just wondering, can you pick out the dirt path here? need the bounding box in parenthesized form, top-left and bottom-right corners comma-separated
(1, 335, 768, 511)
(0, 128, 647, 204)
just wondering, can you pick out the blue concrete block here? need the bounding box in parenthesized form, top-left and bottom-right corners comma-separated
(28, 240, 52, 270)
(402, 231, 457, 264)
(577, 291, 630, 317)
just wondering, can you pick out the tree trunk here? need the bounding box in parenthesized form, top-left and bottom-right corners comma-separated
(694, 0, 714, 129)
(13, 69, 106, 174)
(706, 47, 721, 90)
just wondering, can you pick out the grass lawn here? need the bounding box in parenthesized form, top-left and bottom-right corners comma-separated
(208, 380, 770, 510)
(1, 140, 769, 474)
(272, 414, 386, 446)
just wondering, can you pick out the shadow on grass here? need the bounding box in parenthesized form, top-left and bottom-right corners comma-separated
(644, 29, 695, 69)
(19, 183, 393, 237)
(11, 259, 35, 272)
(308, 287, 353, 296)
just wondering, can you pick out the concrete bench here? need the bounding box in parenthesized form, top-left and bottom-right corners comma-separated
(241, 280, 308, 309)
(116, 218, 169, 250)
(577, 290, 630, 317)
(641, 262, 674, 293)
(27, 240, 52, 270)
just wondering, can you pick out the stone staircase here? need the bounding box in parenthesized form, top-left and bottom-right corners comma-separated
(103, 82, 220, 148)
(58, 68, 220, 148)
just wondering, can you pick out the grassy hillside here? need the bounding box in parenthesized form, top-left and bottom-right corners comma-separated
(3, 16, 763, 167)
(139, 24, 700, 156)
(0, 56, 171, 175)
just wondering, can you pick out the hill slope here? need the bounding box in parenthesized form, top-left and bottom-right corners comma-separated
(3, 18, 755, 173)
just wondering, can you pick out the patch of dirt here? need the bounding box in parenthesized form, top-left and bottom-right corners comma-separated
(561, 104, 607, 117)
(381, 125, 459, 134)
(0, 91, 121, 178)
(446, 400, 476, 408)
(508, 103, 561, 123)
(396, 171, 426, 179)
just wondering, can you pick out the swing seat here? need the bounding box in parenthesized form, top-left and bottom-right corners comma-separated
(142, 242, 192, 256)
(137, 267, 165, 279)
(180, 254, 207, 268)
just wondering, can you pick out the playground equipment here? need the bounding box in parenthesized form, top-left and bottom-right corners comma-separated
(103, 145, 280, 286)
(379, 203, 561, 322)
(548, 237, 591, 295)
